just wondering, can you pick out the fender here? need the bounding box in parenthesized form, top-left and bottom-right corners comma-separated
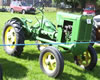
(11, 17, 32, 33)
(11, 17, 32, 26)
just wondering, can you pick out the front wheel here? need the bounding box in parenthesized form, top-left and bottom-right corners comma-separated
(74, 45, 97, 70)
(39, 46, 64, 77)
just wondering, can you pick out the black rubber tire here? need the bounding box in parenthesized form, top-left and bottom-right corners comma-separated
(22, 10, 26, 14)
(2, 19, 25, 56)
(10, 8, 14, 13)
(39, 46, 64, 78)
(36, 40, 43, 51)
(74, 45, 97, 70)
(0, 65, 3, 80)
(91, 25, 96, 46)
(36, 40, 51, 51)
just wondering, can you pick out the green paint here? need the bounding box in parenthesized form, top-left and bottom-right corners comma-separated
(9, 11, 93, 56)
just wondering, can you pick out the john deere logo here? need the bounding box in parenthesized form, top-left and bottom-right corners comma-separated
(87, 19, 91, 24)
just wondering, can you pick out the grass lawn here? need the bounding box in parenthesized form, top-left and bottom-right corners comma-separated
(0, 11, 100, 80)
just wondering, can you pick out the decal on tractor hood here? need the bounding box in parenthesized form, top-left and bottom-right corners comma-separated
(87, 19, 91, 24)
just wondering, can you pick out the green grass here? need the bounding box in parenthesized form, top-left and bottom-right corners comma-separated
(0, 12, 100, 80)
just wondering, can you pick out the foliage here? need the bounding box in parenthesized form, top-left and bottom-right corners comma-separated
(96, 0, 100, 6)
(52, 0, 100, 9)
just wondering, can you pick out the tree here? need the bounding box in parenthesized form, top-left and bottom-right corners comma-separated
(96, 0, 100, 6)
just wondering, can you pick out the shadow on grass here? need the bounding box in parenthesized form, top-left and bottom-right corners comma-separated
(88, 65, 100, 79)
(57, 50, 100, 80)
(61, 51, 74, 63)
(57, 72, 86, 80)
(20, 50, 40, 60)
(57, 65, 100, 80)
(21, 49, 74, 61)
(94, 46, 100, 53)
(17, 47, 100, 79)
(0, 58, 27, 79)
(60, 63, 100, 80)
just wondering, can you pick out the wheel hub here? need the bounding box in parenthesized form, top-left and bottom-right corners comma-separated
(77, 51, 91, 67)
(5, 26, 16, 49)
(43, 52, 56, 73)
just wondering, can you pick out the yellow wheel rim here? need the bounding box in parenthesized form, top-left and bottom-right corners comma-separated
(5, 26, 16, 49)
(77, 51, 91, 68)
(43, 52, 56, 73)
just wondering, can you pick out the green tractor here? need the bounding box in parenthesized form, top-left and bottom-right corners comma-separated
(2, 2, 97, 77)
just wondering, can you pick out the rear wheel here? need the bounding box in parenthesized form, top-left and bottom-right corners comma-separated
(36, 40, 50, 51)
(39, 46, 64, 77)
(74, 45, 97, 70)
(2, 19, 25, 56)
(10, 8, 14, 14)
(22, 10, 26, 14)
(91, 25, 96, 45)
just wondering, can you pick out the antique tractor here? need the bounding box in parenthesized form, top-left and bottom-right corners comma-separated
(2, 3, 97, 78)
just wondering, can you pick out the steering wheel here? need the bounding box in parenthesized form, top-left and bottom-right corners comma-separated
(34, 2, 44, 13)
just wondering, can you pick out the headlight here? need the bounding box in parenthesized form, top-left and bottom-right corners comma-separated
(92, 13, 95, 16)
(27, 8, 30, 10)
